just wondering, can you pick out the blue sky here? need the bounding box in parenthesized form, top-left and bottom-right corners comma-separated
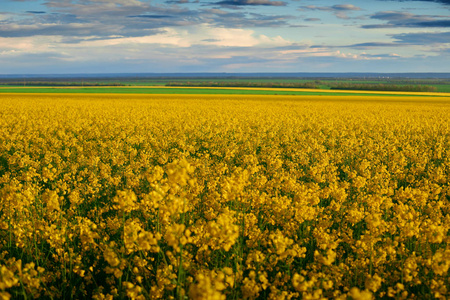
(0, 0, 449, 74)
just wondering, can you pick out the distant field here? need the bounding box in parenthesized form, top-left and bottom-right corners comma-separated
(1, 86, 449, 97)
(1, 77, 449, 92)
(94, 79, 450, 92)
(0, 86, 343, 96)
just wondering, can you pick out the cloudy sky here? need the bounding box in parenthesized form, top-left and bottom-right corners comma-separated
(0, 0, 449, 74)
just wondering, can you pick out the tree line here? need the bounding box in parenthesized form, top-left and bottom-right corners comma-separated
(166, 81, 438, 92)
(166, 81, 320, 89)
(328, 82, 437, 92)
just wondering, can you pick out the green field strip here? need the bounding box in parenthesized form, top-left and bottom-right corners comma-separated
(1, 86, 448, 97)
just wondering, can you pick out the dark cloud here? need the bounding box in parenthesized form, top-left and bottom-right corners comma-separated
(201, 9, 295, 28)
(331, 4, 362, 11)
(166, 0, 190, 3)
(415, 0, 450, 4)
(412, 20, 450, 27)
(380, 0, 450, 5)
(370, 11, 425, 21)
(0, 0, 296, 39)
(1, 1, 191, 38)
(304, 18, 320, 22)
(214, 0, 286, 7)
(299, 4, 361, 11)
(390, 31, 450, 44)
(128, 15, 173, 19)
(363, 11, 450, 28)
(346, 42, 402, 49)
(298, 4, 362, 19)
(0, 23, 121, 37)
(311, 42, 402, 50)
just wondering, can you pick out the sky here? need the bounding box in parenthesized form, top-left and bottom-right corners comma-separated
(0, 0, 449, 74)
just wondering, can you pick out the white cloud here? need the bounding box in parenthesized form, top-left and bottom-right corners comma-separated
(0, 36, 60, 53)
(196, 27, 291, 47)
(74, 28, 191, 47)
(0, 25, 295, 72)
(60, 25, 293, 49)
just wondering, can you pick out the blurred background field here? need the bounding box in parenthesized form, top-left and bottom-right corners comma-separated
(1, 73, 449, 93)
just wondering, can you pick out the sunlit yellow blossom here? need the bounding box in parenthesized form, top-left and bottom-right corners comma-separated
(348, 287, 373, 300)
(188, 271, 227, 300)
(113, 190, 138, 213)
(206, 212, 239, 251)
(103, 247, 120, 268)
(0, 266, 19, 290)
(365, 274, 382, 293)
(42, 189, 60, 212)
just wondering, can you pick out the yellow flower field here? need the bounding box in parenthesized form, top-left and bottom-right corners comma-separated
(0, 93, 449, 299)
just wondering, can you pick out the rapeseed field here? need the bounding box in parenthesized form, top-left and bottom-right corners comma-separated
(0, 93, 449, 299)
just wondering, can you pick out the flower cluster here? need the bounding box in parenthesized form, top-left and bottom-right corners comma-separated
(0, 93, 449, 299)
